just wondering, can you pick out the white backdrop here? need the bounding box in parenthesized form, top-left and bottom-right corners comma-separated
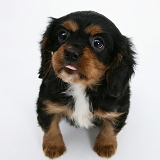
(0, 0, 160, 160)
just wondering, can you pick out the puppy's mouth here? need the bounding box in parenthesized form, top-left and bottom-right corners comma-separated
(63, 65, 78, 74)
(56, 64, 87, 84)
(65, 65, 77, 71)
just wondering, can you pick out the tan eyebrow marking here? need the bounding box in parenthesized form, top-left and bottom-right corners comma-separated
(85, 24, 103, 35)
(62, 20, 79, 32)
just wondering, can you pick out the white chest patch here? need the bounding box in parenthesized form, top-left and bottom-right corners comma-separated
(66, 84, 94, 129)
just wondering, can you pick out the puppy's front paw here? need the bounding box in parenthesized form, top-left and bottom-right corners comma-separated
(43, 134, 66, 159)
(93, 143, 117, 158)
(43, 142, 66, 159)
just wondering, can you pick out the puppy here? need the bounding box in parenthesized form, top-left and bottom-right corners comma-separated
(37, 11, 136, 159)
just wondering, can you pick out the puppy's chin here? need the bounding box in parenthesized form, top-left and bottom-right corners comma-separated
(57, 68, 81, 84)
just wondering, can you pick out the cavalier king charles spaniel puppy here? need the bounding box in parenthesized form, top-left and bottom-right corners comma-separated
(37, 11, 136, 159)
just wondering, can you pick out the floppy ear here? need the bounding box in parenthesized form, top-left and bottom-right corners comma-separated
(106, 36, 136, 97)
(38, 18, 56, 79)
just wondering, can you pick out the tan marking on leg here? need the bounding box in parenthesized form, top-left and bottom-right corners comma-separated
(93, 120, 117, 158)
(43, 114, 66, 159)
(94, 109, 124, 124)
(43, 100, 73, 118)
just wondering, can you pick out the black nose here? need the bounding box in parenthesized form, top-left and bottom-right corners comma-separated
(64, 47, 81, 61)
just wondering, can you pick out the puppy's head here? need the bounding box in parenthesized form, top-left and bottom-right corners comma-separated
(39, 11, 135, 88)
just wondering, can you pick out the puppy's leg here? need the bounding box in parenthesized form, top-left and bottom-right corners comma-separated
(43, 114, 66, 159)
(93, 120, 117, 158)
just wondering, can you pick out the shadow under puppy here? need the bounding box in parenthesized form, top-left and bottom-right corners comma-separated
(37, 11, 136, 159)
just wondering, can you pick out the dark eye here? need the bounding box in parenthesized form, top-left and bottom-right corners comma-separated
(91, 36, 105, 51)
(58, 29, 69, 43)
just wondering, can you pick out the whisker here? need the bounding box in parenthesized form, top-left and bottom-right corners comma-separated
(44, 60, 51, 67)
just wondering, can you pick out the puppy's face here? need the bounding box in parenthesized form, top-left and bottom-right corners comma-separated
(41, 11, 125, 86)
(52, 20, 109, 86)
